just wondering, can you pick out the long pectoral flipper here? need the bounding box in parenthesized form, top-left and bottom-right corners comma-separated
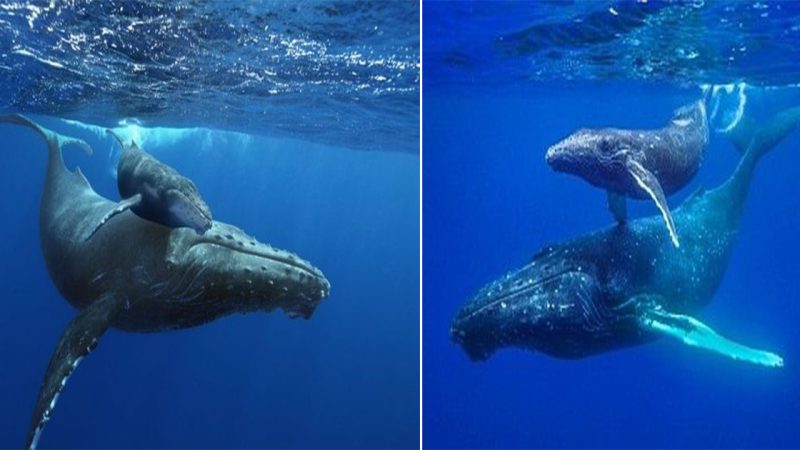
(606, 190, 627, 224)
(83, 194, 142, 241)
(626, 159, 679, 248)
(26, 296, 124, 449)
(640, 308, 783, 368)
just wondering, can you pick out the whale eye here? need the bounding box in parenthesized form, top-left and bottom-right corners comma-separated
(595, 138, 609, 153)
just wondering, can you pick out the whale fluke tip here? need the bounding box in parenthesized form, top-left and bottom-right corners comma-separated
(105, 128, 127, 150)
(62, 138, 93, 157)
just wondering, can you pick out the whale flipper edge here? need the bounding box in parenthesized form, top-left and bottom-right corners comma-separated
(26, 295, 125, 449)
(626, 159, 679, 248)
(640, 306, 783, 368)
(84, 194, 143, 241)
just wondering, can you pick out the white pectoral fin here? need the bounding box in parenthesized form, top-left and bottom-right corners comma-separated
(626, 160, 680, 248)
(640, 308, 784, 368)
(83, 194, 142, 241)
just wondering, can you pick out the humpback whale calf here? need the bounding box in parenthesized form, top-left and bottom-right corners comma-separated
(0, 115, 330, 449)
(452, 105, 800, 367)
(545, 100, 709, 247)
(84, 129, 213, 240)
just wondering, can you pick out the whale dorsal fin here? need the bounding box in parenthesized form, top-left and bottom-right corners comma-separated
(638, 300, 783, 368)
(625, 159, 680, 248)
(26, 295, 125, 449)
(670, 100, 703, 128)
(83, 194, 143, 241)
(671, 118, 692, 127)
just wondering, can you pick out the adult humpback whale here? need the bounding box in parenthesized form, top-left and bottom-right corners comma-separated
(84, 128, 213, 240)
(452, 105, 800, 367)
(0, 115, 330, 449)
(545, 100, 709, 248)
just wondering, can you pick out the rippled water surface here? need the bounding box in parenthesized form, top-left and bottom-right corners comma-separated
(0, 0, 420, 152)
(425, 1, 800, 89)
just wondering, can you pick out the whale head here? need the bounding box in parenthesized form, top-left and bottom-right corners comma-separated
(162, 221, 330, 322)
(165, 180, 213, 234)
(545, 129, 633, 189)
(450, 246, 633, 361)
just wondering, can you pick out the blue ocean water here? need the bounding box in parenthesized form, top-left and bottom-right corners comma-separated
(0, 1, 419, 449)
(424, 2, 800, 449)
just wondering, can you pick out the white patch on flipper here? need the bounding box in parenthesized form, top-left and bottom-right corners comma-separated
(627, 159, 680, 248)
(642, 308, 784, 367)
(33, 357, 81, 449)
(30, 425, 43, 450)
(49, 392, 60, 411)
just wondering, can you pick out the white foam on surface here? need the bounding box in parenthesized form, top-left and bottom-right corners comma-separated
(58, 118, 254, 154)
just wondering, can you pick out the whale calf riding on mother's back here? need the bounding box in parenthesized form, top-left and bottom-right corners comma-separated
(84, 129, 213, 240)
(453, 103, 800, 367)
(0, 114, 330, 449)
(546, 100, 709, 247)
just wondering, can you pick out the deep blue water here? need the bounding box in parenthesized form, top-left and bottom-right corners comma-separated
(0, 118, 419, 446)
(424, 2, 800, 448)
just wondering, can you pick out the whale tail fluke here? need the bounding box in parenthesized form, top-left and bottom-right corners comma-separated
(0, 114, 93, 158)
(720, 105, 800, 204)
(728, 106, 800, 164)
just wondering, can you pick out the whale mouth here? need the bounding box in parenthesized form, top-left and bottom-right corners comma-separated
(544, 144, 564, 168)
(166, 222, 330, 301)
(453, 267, 581, 325)
(545, 142, 583, 174)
